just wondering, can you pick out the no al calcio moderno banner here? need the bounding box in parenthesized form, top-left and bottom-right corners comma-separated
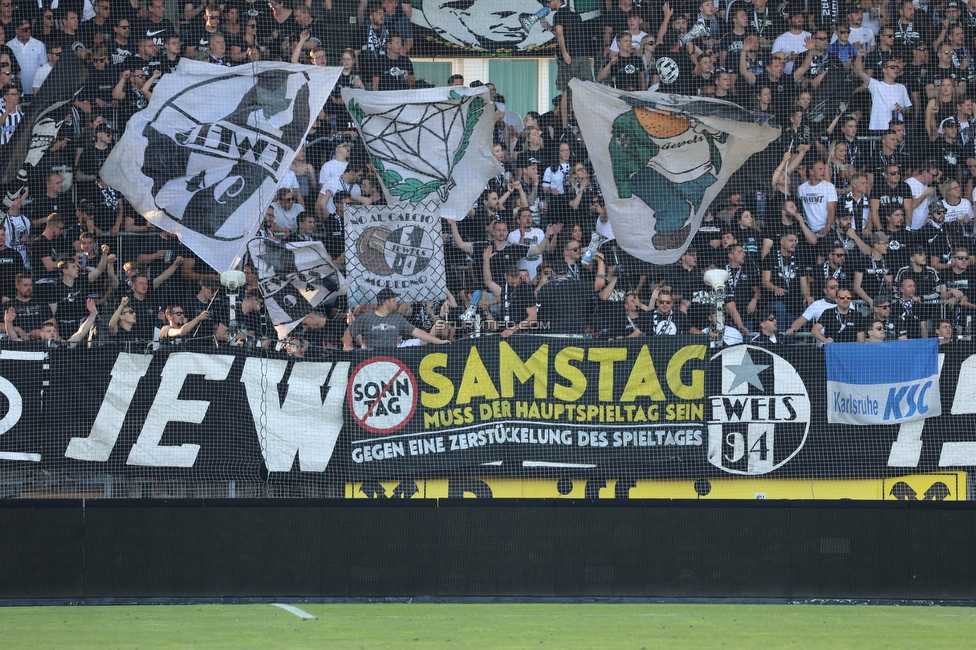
(0, 339, 975, 481)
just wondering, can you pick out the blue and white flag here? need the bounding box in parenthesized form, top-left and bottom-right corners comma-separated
(826, 340, 941, 425)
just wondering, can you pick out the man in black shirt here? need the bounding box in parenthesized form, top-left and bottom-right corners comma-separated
(0, 234, 26, 299)
(812, 288, 867, 343)
(371, 33, 414, 92)
(724, 243, 760, 335)
(634, 292, 693, 336)
(5, 274, 50, 337)
(893, 277, 925, 338)
(484, 263, 537, 337)
(762, 229, 806, 326)
(546, 0, 593, 130)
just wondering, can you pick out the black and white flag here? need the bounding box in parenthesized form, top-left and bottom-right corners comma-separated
(247, 237, 349, 338)
(101, 60, 340, 272)
(0, 54, 88, 187)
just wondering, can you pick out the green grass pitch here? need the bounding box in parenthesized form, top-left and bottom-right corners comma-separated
(2, 603, 976, 649)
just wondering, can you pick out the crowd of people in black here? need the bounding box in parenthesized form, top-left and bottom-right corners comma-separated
(1, 0, 976, 353)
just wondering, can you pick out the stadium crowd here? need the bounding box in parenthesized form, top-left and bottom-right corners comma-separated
(0, 0, 975, 354)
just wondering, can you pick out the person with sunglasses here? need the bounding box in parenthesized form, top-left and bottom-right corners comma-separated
(812, 289, 866, 344)
(107, 296, 146, 345)
(865, 318, 888, 342)
(749, 311, 784, 344)
(159, 303, 211, 344)
(80, 1, 113, 50)
(6, 18, 44, 98)
(739, 35, 795, 119)
(940, 246, 976, 332)
(110, 17, 134, 67)
(854, 43, 912, 133)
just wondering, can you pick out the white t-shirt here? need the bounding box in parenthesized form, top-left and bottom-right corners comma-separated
(272, 201, 304, 230)
(319, 174, 362, 214)
(904, 176, 931, 230)
(319, 159, 348, 185)
(278, 169, 299, 191)
(542, 163, 571, 195)
(595, 217, 615, 240)
(834, 27, 876, 50)
(946, 198, 974, 224)
(865, 77, 912, 130)
(508, 227, 545, 279)
(796, 180, 838, 231)
(32, 62, 53, 93)
(771, 31, 810, 75)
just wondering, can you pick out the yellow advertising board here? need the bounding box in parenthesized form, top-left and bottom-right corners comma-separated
(346, 473, 966, 500)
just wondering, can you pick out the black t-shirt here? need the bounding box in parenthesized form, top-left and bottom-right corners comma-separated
(77, 145, 113, 180)
(638, 308, 691, 336)
(52, 275, 95, 330)
(553, 7, 588, 59)
(726, 261, 760, 307)
(473, 240, 531, 283)
(883, 228, 916, 271)
(79, 19, 113, 50)
(666, 265, 703, 303)
(608, 55, 644, 91)
(30, 236, 72, 279)
(871, 179, 913, 213)
(0, 247, 26, 299)
(10, 296, 51, 333)
(132, 18, 178, 49)
(853, 252, 892, 300)
(108, 40, 135, 67)
(318, 212, 344, 262)
(761, 251, 805, 312)
(538, 278, 590, 334)
(372, 54, 414, 91)
(28, 194, 71, 223)
(815, 306, 866, 342)
(500, 280, 535, 327)
(893, 296, 924, 338)
(128, 288, 163, 340)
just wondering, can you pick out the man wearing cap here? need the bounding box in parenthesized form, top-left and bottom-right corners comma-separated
(917, 199, 954, 270)
(905, 164, 942, 230)
(930, 117, 965, 181)
(343, 288, 448, 350)
(771, 8, 811, 76)
(853, 231, 894, 307)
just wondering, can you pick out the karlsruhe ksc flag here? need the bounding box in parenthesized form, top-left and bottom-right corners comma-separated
(826, 339, 942, 425)
(102, 60, 341, 273)
(569, 80, 780, 264)
(341, 85, 502, 220)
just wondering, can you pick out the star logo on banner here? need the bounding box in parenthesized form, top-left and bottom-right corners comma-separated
(727, 351, 769, 391)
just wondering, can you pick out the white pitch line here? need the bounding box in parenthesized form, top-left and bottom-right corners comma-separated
(272, 603, 317, 619)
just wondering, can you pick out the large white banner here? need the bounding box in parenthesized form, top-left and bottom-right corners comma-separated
(341, 86, 502, 220)
(344, 203, 446, 306)
(102, 60, 341, 273)
(569, 80, 780, 265)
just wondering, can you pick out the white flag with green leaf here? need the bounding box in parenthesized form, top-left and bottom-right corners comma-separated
(341, 86, 502, 219)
